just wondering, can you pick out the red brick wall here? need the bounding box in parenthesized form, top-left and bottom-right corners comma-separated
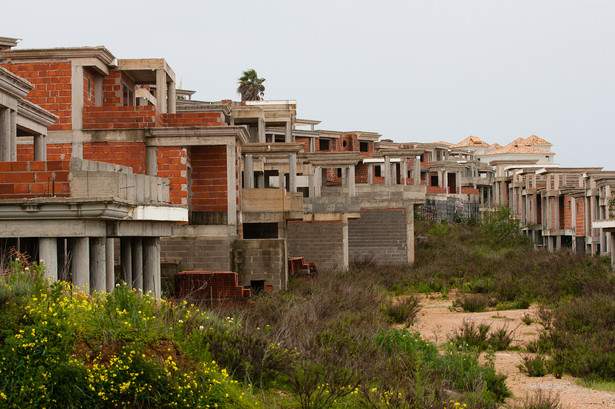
(0, 161, 70, 199)
(1, 62, 72, 131)
(563, 196, 573, 229)
(83, 67, 96, 108)
(83, 142, 146, 174)
(190, 146, 227, 212)
(163, 112, 224, 127)
(102, 71, 122, 106)
(460, 187, 479, 195)
(295, 137, 310, 153)
(427, 186, 447, 194)
(83, 105, 163, 129)
(575, 199, 585, 236)
(47, 143, 72, 161)
(157, 147, 188, 206)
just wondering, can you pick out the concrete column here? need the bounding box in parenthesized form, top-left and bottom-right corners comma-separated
(33, 134, 47, 161)
(39, 238, 58, 282)
(71, 65, 84, 158)
(285, 121, 292, 143)
(611, 232, 615, 270)
(257, 117, 265, 143)
(89, 238, 106, 293)
(391, 163, 398, 185)
(8, 109, 16, 161)
(257, 173, 265, 189)
(226, 143, 237, 227)
(406, 206, 415, 264)
(367, 164, 374, 184)
(146, 146, 158, 176)
(71, 237, 90, 290)
(384, 157, 391, 186)
(244, 154, 254, 188)
(106, 238, 115, 292)
(155, 69, 168, 113)
(168, 81, 176, 114)
(414, 156, 421, 186)
(401, 160, 408, 185)
(289, 153, 297, 193)
(143, 237, 161, 298)
(347, 166, 355, 197)
(0, 108, 12, 162)
(309, 138, 316, 153)
(132, 238, 143, 290)
(120, 238, 133, 287)
(308, 174, 315, 197)
(314, 166, 322, 197)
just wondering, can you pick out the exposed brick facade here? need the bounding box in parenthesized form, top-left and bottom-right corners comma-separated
(0, 161, 70, 199)
(1, 62, 72, 131)
(190, 146, 227, 212)
(83, 142, 146, 174)
(157, 147, 188, 206)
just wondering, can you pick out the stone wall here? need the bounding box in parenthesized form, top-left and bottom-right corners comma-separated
(287, 221, 344, 271)
(232, 238, 286, 290)
(348, 208, 408, 265)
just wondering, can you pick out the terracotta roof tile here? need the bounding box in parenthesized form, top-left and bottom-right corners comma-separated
(524, 134, 552, 146)
(452, 135, 490, 147)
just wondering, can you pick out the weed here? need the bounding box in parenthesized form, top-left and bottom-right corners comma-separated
(453, 294, 490, 312)
(518, 355, 550, 377)
(521, 313, 533, 326)
(383, 294, 422, 326)
(511, 390, 561, 409)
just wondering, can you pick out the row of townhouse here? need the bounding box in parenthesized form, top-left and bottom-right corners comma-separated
(0, 37, 612, 298)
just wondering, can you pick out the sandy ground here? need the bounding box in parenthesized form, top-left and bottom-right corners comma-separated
(409, 293, 615, 409)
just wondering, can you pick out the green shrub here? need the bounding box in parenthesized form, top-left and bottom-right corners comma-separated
(453, 294, 490, 312)
(383, 294, 422, 326)
(511, 390, 561, 409)
(518, 355, 550, 377)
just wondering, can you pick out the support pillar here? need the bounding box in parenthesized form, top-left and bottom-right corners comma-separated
(285, 121, 292, 143)
(143, 237, 161, 298)
(257, 173, 265, 189)
(146, 146, 158, 176)
(456, 172, 461, 194)
(406, 206, 415, 264)
(71, 237, 90, 290)
(347, 166, 355, 197)
(611, 232, 615, 270)
(168, 81, 176, 114)
(33, 134, 47, 161)
(244, 154, 254, 188)
(443, 171, 448, 192)
(39, 237, 58, 282)
(257, 117, 265, 143)
(289, 153, 297, 193)
(121, 238, 133, 287)
(106, 238, 115, 292)
(342, 218, 349, 270)
(401, 160, 408, 185)
(132, 238, 143, 291)
(156, 69, 168, 113)
(309, 138, 315, 153)
(313, 166, 322, 197)
(414, 156, 421, 186)
(71, 64, 84, 158)
(367, 164, 373, 185)
(90, 237, 106, 293)
(226, 144, 237, 227)
(0, 108, 11, 161)
(384, 156, 391, 186)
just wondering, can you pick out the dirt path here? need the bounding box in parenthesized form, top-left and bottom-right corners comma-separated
(410, 294, 615, 409)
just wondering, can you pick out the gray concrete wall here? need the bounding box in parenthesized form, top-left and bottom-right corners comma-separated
(160, 236, 232, 271)
(348, 208, 408, 265)
(287, 221, 344, 271)
(232, 239, 286, 290)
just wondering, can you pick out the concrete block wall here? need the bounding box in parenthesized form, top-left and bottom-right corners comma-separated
(160, 236, 233, 272)
(348, 208, 408, 265)
(0, 161, 70, 199)
(232, 239, 286, 291)
(1, 62, 72, 131)
(287, 221, 344, 271)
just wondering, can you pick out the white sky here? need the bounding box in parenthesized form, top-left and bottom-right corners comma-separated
(3, 0, 614, 169)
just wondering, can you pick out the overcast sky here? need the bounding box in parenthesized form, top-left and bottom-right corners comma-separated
(3, 0, 614, 169)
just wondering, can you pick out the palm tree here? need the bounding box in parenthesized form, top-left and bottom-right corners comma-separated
(236, 69, 265, 101)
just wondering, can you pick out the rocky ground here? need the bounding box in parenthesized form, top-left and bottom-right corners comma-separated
(410, 293, 615, 409)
